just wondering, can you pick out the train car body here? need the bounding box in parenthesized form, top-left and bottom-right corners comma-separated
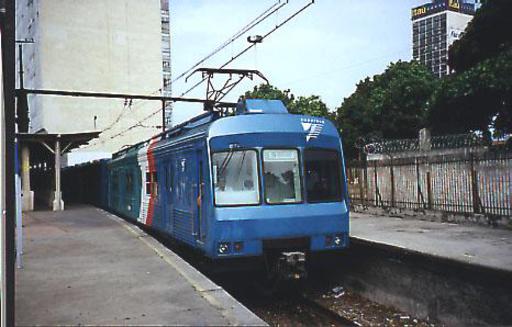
(63, 159, 109, 207)
(105, 99, 349, 267)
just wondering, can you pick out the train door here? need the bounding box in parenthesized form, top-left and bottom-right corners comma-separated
(165, 159, 174, 234)
(195, 149, 205, 242)
(172, 150, 196, 245)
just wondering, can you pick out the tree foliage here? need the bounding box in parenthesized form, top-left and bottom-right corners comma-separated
(429, 0, 512, 137)
(449, 0, 512, 72)
(244, 84, 294, 107)
(428, 50, 512, 137)
(335, 61, 438, 158)
(244, 84, 330, 118)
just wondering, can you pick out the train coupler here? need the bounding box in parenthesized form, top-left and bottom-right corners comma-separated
(276, 251, 307, 280)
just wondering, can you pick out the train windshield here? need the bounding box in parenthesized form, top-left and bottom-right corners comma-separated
(304, 149, 342, 202)
(212, 150, 260, 206)
(262, 149, 302, 204)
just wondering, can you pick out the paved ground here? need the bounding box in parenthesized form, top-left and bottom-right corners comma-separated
(16, 205, 266, 326)
(350, 212, 512, 272)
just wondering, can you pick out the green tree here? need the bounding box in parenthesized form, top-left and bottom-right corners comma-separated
(244, 84, 330, 117)
(429, 0, 512, 137)
(244, 84, 294, 107)
(335, 61, 438, 159)
(428, 50, 512, 137)
(449, 0, 512, 73)
(288, 95, 330, 117)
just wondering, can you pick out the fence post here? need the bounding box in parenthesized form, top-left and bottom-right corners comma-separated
(358, 164, 364, 206)
(363, 157, 368, 208)
(416, 158, 426, 209)
(373, 160, 381, 207)
(426, 171, 433, 210)
(390, 158, 395, 207)
(470, 154, 482, 214)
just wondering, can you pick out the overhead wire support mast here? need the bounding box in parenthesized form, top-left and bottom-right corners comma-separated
(15, 88, 237, 133)
(180, 0, 315, 97)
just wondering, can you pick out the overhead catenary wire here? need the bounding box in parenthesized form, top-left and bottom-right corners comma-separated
(86, 1, 289, 145)
(82, 1, 315, 149)
(180, 0, 315, 97)
(100, 99, 133, 135)
(171, 0, 287, 85)
(84, 105, 163, 148)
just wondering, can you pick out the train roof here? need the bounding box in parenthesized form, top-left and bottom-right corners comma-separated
(111, 99, 339, 161)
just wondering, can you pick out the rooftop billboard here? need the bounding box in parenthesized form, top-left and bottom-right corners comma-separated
(412, 0, 475, 20)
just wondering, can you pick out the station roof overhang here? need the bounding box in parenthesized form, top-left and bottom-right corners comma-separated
(16, 131, 101, 154)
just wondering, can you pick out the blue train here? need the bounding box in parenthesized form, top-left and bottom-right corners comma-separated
(66, 99, 349, 278)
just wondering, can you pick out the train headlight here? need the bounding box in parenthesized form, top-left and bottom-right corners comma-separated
(326, 234, 345, 247)
(217, 242, 230, 254)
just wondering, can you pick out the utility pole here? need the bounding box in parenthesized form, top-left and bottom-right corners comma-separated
(15, 38, 33, 133)
(161, 100, 166, 133)
(1, 0, 17, 324)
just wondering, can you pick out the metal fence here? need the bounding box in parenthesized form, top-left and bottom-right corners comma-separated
(346, 150, 512, 218)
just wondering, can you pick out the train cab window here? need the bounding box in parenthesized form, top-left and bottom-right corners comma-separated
(304, 149, 342, 203)
(262, 149, 302, 204)
(212, 150, 259, 206)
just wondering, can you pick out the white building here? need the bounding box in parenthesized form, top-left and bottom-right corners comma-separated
(16, 0, 171, 159)
(412, 0, 475, 77)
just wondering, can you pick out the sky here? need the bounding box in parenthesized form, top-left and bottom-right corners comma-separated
(170, 0, 426, 125)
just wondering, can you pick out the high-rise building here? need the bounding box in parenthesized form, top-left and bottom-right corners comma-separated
(15, 0, 171, 160)
(160, 0, 173, 127)
(412, 0, 476, 77)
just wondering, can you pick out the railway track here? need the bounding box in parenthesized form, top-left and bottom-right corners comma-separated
(298, 294, 356, 326)
(211, 274, 356, 327)
(142, 227, 354, 326)
(138, 224, 434, 327)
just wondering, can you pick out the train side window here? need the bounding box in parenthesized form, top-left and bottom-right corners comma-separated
(304, 149, 342, 203)
(152, 172, 158, 196)
(145, 171, 152, 195)
(112, 171, 119, 191)
(146, 171, 158, 196)
(126, 172, 133, 193)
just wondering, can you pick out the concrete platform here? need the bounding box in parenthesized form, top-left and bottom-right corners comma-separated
(15, 205, 266, 326)
(350, 211, 512, 272)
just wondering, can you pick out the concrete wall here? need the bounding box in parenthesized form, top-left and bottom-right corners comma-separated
(16, 0, 163, 154)
(321, 239, 512, 326)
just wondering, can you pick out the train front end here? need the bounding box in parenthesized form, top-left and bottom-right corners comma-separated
(205, 99, 349, 278)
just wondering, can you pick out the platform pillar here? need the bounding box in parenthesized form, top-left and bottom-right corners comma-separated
(52, 136, 64, 211)
(21, 144, 33, 211)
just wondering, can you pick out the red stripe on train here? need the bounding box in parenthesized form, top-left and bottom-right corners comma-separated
(146, 139, 158, 226)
